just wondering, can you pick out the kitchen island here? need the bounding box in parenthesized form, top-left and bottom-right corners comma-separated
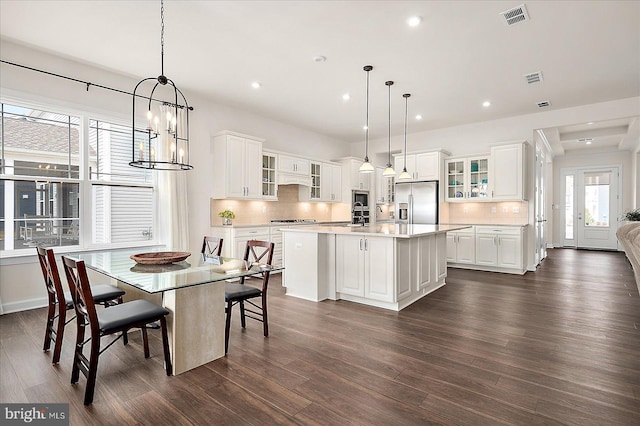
(281, 224, 470, 311)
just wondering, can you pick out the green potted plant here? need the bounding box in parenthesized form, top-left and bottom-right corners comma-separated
(622, 208, 640, 222)
(218, 209, 236, 226)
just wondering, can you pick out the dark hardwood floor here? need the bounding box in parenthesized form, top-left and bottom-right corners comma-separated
(1, 248, 639, 425)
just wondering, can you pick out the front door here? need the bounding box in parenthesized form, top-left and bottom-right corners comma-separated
(561, 166, 620, 250)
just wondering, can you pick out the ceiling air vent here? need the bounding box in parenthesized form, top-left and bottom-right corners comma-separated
(536, 101, 551, 108)
(500, 4, 530, 26)
(578, 138, 593, 144)
(524, 71, 543, 84)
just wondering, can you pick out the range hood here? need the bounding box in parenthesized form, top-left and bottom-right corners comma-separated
(278, 172, 312, 187)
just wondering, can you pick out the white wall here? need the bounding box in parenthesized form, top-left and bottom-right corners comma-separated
(0, 39, 349, 312)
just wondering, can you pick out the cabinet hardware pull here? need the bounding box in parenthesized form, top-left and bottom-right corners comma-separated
(359, 239, 364, 250)
(364, 239, 368, 251)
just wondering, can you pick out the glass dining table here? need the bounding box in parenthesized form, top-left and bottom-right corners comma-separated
(75, 248, 283, 375)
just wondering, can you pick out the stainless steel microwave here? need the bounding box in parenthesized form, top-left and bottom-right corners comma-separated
(352, 190, 369, 208)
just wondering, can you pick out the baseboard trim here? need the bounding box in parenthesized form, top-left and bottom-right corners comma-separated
(1, 297, 47, 315)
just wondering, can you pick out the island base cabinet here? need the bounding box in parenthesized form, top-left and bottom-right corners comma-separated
(335, 235, 394, 303)
(283, 229, 452, 311)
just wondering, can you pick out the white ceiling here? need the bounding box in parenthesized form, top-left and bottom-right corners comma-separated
(1, 1, 639, 149)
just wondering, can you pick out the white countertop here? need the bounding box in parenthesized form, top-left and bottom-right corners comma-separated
(211, 220, 350, 229)
(281, 224, 471, 238)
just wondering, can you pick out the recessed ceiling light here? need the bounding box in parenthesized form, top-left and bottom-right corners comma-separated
(578, 138, 593, 144)
(585, 141, 592, 145)
(313, 55, 326, 63)
(251, 82, 261, 89)
(482, 101, 491, 107)
(363, 125, 368, 130)
(342, 93, 351, 101)
(415, 114, 423, 120)
(587, 122, 594, 125)
(407, 16, 422, 27)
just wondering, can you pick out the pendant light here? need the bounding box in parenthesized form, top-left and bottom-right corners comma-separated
(382, 80, 396, 177)
(398, 93, 412, 180)
(359, 65, 375, 173)
(130, 0, 193, 171)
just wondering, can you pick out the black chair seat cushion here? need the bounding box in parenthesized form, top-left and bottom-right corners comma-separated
(97, 299, 169, 334)
(225, 283, 261, 301)
(64, 285, 125, 309)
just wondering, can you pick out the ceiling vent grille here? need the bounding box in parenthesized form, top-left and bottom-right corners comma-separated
(500, 4, 530, 26)
(524, 71, 543, 84)
(536, 101, 551, 108)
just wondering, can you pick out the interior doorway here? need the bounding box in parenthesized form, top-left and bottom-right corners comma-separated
(534, 145, 547, 265)
(560, 166, 621, 250)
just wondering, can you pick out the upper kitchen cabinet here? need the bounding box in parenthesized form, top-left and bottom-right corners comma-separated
(322, 162, 342, 202)
(393, 150, 448, 182)
(278, 153, 312, 186)
(278, 154, 310, 176)
(212, 131, 264, 200)
(299, 161, 342, 202)
(445, 156, 491, 202)
(341, 158, 372, 193)
(490, 142, 527, 201)
(375, 167, 394, 205)
(262, 151, 278, 200)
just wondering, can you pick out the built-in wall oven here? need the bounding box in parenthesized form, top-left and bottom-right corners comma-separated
(351, 190, 370, 224)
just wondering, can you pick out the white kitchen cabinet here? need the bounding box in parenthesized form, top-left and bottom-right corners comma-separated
(375, 167, 384, 203)
(299, 162, 342, 202)
(212, 131, 264, 200)
(310, 162, 321, 200)
(323, 162, 342, 202)
(444, 156, 490, 202)
(269, 225, 286, 267)
(262, 151, 278, 200)
(341, 158, 371, 192)
(474, 226, 524, 271)
(278, 154, 310, 175)
(446, 227, 476, 264)
(210, 226, 270, 258)
(490, 142, 526, 201)
(374, 166, 395, 205)
(336, 235, 394, 302)
(393, 151, 447, 182)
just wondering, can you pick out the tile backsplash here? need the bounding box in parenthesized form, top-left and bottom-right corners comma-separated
(210, 185, 349, 226)
(445, 201, 528, 225)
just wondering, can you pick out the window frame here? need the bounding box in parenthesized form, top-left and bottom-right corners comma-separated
(1, 95, 159, 258)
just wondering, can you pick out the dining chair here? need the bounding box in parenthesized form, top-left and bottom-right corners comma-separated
(201, 236, 224, 257)
(62, 255, 172, 405)
(36, 247, 126, 364)
(224, 240, 274, 354)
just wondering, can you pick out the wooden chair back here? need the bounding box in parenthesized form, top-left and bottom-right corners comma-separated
(36, 247, 66, 308)
(201, 236, 224, 257)
(62, 256, 99, 338)
(242, 240, 274, 291)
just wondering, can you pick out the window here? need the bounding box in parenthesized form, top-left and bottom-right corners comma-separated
(89, 120, 155, 244)
(0, 101, 156, 253)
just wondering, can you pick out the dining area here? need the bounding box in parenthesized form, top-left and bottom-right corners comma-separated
(21, 237, 281, 407)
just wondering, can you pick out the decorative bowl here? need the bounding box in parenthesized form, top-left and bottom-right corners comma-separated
(130, 251, 191, 265)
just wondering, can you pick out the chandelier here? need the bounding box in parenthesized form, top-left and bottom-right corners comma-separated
(130, 0, 193, 171)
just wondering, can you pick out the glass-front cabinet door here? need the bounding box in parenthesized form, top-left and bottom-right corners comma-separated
(446, 159, 466, 200)
(262, 153, 277, 200)
(310, 162, 321, 200)
(468, 157, 489, 199)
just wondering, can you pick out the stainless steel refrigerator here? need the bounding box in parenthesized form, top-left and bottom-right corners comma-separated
(395, 180, 439, 224)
